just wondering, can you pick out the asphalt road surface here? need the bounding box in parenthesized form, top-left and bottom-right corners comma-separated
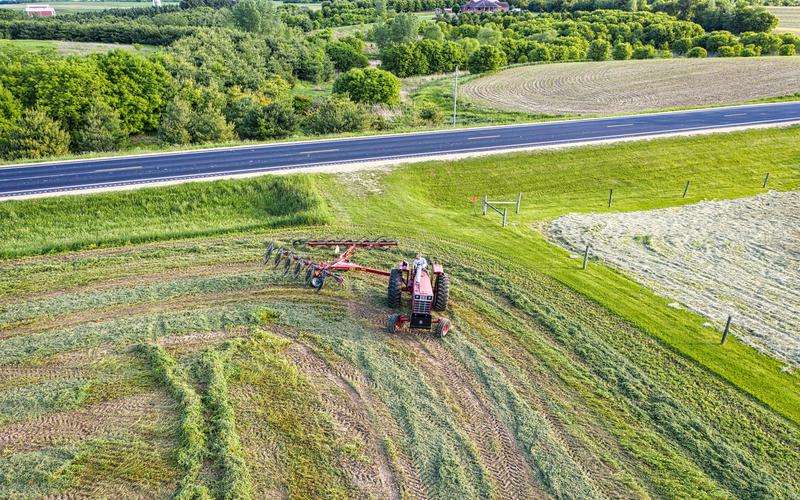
(2, 102, 799, 199)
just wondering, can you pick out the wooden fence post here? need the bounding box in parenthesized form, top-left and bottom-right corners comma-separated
(721, 315, 732, 344)
(607, 189, 613, 208)
(482, 195, 487, 216)
(502, 208, 508, 227)
(515, 192, 522, 214)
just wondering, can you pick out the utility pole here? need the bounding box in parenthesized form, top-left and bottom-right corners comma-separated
(452, 66, 459, 127)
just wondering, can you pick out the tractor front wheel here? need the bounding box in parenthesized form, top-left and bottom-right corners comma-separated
(434, 318, 451, 338)
(388, 268, 402, 308)
(387, 314, 400, 334)
(433, 273, 450, 311)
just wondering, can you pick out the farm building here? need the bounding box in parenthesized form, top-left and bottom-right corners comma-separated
(24, 4, 55, 16)
(460, 0, 509, 13)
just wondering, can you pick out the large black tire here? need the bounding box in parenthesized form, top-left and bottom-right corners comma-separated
(387, 268, 402, 308)
(387, 313, 400, 334)
(433, 273, 450, 311)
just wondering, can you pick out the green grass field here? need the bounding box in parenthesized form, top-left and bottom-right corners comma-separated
(1, 126, 798, 497)
(0, 38, 156, 55)
(0, 1, 178, 11)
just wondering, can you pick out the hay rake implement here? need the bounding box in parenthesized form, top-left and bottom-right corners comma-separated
(263, 238, 452, 337)
(264, 238, 398, 292)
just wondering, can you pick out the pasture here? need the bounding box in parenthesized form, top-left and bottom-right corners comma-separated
(461, 57, 800, 115)
(1, 127, 799, 497)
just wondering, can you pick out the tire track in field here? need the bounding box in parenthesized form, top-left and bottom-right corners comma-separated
(0, 391, 174, 453)
(285, 342, 404, 500)
(405, 334, 545, 498)
(463, 58, 800, 115)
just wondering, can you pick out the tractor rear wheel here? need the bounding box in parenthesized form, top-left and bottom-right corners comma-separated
(433, 273, 450, 311)
(387, 268, 402, 308)
(387, 313, 400, 333)
(434, 318, 451, 338)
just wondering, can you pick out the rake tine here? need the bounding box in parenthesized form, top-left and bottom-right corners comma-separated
(264, 241, 275, 264)
(293, 260, 304, 277)
(273, 249, 286, 268)
(283, 253, 294, 275)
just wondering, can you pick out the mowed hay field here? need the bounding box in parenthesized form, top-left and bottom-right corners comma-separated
(462, 57, 800, 115)
(1, 128, 800, 497)
(0, 1, 178, 12)
(0, 39, 156, 56)
(769, 6, 800, 34)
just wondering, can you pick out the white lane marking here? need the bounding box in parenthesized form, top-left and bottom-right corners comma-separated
(724, 113, 747, 117)
(4, 116, 799, 197)
(303, 148, 340, 154)
(467, 135, 501, 140)
(607, 123, 634, 128)
(91, 165, 143, 173)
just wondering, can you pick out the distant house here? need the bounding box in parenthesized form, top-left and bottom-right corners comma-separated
(24, 4, 55, 17)
(460, 0, 509, 13)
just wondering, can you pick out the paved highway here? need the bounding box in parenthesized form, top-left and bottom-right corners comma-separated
(2, 101, 800, 199)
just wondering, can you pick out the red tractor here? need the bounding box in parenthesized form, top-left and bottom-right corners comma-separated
(386, 256, 450, 337)
(265, 239, 451, 337)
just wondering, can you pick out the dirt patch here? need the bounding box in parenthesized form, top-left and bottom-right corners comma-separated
(462, 58, 800, 115)
(548, 191, 800, 368)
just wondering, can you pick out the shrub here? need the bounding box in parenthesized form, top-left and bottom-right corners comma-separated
(71, 101, 126, 153)
(302, 96, 367, 135)
(332, 68, 401, 106)
(325, 40, 369, 72)
(238, 102, 298, 140)
(417, 101, 443, 124)
(588, 39, 611, 61)
(527, 43, 551, 62)
(632, 43, 657, 59)
(717, 45, 737, 57)
(741, 44, 761, 56)
(466, 45, 506, 74)
(612, 42, 633, 60)
(779, 43, 797, 56)
(686, 46, 708, 58)
(672, 37, 693, 54)
(0, 108, 70, 160)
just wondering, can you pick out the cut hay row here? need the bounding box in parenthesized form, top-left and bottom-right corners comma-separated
(461, 57, 800, 115)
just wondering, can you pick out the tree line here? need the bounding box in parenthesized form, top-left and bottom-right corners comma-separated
(374, 10, 799, 77)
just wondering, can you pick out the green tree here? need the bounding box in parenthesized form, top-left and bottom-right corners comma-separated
(466, 45, 506, 74)
(588, 39, 612, 61)
(779, 43, 797, 56)
(0, 108, 70, 160)
(374, 13, 420, 49)
(380, 43, 429, 77)
(0, 83, 21, 131)
(158, 97, 192, 145)
(421, 22, 444, 41)
(71, 101, 126, 153)
(632, 43, 657, 59)
(94, 49, 171, 135)
(326, 41, 369, 72)
(612, 42, 633, 60)
(333, 68, 400, 106)
(717, 45, 737, 57)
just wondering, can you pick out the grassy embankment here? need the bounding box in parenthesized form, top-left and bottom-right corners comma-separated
(1, 126, 799, 497)
(0, 39, 157, 55)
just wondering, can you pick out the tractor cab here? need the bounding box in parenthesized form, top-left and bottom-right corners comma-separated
(388, 255, 450, 336)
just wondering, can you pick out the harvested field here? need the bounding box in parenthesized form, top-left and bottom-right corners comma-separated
(549, 191, 800, 368)
(461, 58, 800, 115)
(2, 129, 800, 498)
(769, 6, 800, 34)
